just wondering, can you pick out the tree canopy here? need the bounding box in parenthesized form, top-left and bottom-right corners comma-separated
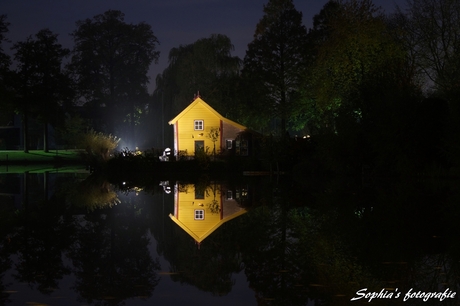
(68, 10, 160, 139)
(150, 34, 241, 149)
(0, 15, 10, 74)
(0, 15, 12, 113)
(241, 0, 309, 135)
(305, 0, 416, 132)
(397, 0, 460, 96)
(154, 34, 241, 116)
(12, 28, 72, 152)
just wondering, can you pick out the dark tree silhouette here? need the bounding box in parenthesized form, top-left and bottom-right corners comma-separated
(0, 14, 11, 109)
(241, 0, 308, 135)
(150, 34, 241, 149)
(12, 29, 72, 152)
(69, 200, 160, 305)
(10, 195, 75, 296)
(395, 0, 460, 97)
(69, 10, 159, 144)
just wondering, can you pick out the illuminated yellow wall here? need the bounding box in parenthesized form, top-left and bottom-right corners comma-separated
(171, 184, 222, 242)
(169, 97, 246, 156)
(177, 102, 221, 155)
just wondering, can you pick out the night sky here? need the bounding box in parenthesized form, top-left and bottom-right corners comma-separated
(2, 0, 406, 92)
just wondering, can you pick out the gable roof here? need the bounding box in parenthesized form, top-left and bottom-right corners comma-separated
(169, 209, 247, 243)
(168, 97, 246, 130)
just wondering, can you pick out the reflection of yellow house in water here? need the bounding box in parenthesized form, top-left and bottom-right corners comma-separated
(169, 183, 247, 243)
(168, 95, 247, 157)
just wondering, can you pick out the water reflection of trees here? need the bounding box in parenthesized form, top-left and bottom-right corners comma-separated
(238, 179, 314, 306)
(290, 178, 460, 305)
(68, 197, 160, 305)
(228, 176, 460, 306)
(4, 170, 460, 305)
(65, 176, 162, 305)
(10, 195, 73, 295)
(64, 175, 460, 305)
(0, 196, 14, 305)
(3, 171, 161, 305)
(165, 226, 244, 296)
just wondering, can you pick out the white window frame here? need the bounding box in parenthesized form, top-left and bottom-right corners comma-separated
(194, 120, 204, 131)
(194, 209, 205, 220)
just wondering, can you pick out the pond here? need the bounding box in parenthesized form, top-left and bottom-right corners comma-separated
(0, 168, 459, 305)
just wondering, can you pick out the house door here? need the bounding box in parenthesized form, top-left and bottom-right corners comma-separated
(195, 140, 205, 154)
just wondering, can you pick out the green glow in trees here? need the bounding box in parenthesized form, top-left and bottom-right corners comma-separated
(308, 0, 409, 130)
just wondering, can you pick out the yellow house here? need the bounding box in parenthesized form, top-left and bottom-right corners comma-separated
(168, 96, 247, 157)
(169, 183, 247, 244)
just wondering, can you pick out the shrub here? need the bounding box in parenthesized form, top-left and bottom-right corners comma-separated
(79, 129, 121, 161)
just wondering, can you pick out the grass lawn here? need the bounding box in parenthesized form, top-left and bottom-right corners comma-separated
(0, 150, 86, 173)
(0, 149, 83, 162)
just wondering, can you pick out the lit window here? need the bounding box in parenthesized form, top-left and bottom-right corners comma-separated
(226, 139, 233, 149)
(194, 120, 204, 130)
(195, 209, 204, 220)
(227, 190, 233, 200)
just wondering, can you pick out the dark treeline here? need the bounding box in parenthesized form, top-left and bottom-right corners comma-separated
(0, 10, 159, 152)
(1, 0, 459, 177)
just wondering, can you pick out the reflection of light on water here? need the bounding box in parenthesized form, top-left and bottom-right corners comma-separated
(70, 174, 121, 210)
(133, 187, 143, 195)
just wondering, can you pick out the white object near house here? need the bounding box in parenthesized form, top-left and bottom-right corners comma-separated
(159, 147, 171, 161)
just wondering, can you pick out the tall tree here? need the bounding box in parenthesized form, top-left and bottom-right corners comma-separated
(0, 15, 10, 77)
(307, 0, 413, 131)
(151, 34, 241, 149)
(155, 34, 241, 115)
(0, 15, 12, 114)
(68, 10, 160, 144)
(395, 0, 460, 97)
(12, 29, 72, 152)
(241, 0, 308, 135)
(394, 0, 460, 167)
(298, 0, 343, 133)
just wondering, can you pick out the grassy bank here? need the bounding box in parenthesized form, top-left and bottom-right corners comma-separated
(0, 150, 86, 173)
(0, 150, 83, 163)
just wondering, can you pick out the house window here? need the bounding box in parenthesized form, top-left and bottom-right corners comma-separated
(226, 190, 233, 200)
(195, 187, 205, 199)
(226, 139, 233, 150)
(194, 120, 204, 130)
(194, 209, 205, 220)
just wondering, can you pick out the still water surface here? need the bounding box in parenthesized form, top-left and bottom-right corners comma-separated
(0, 169, 459, 305)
